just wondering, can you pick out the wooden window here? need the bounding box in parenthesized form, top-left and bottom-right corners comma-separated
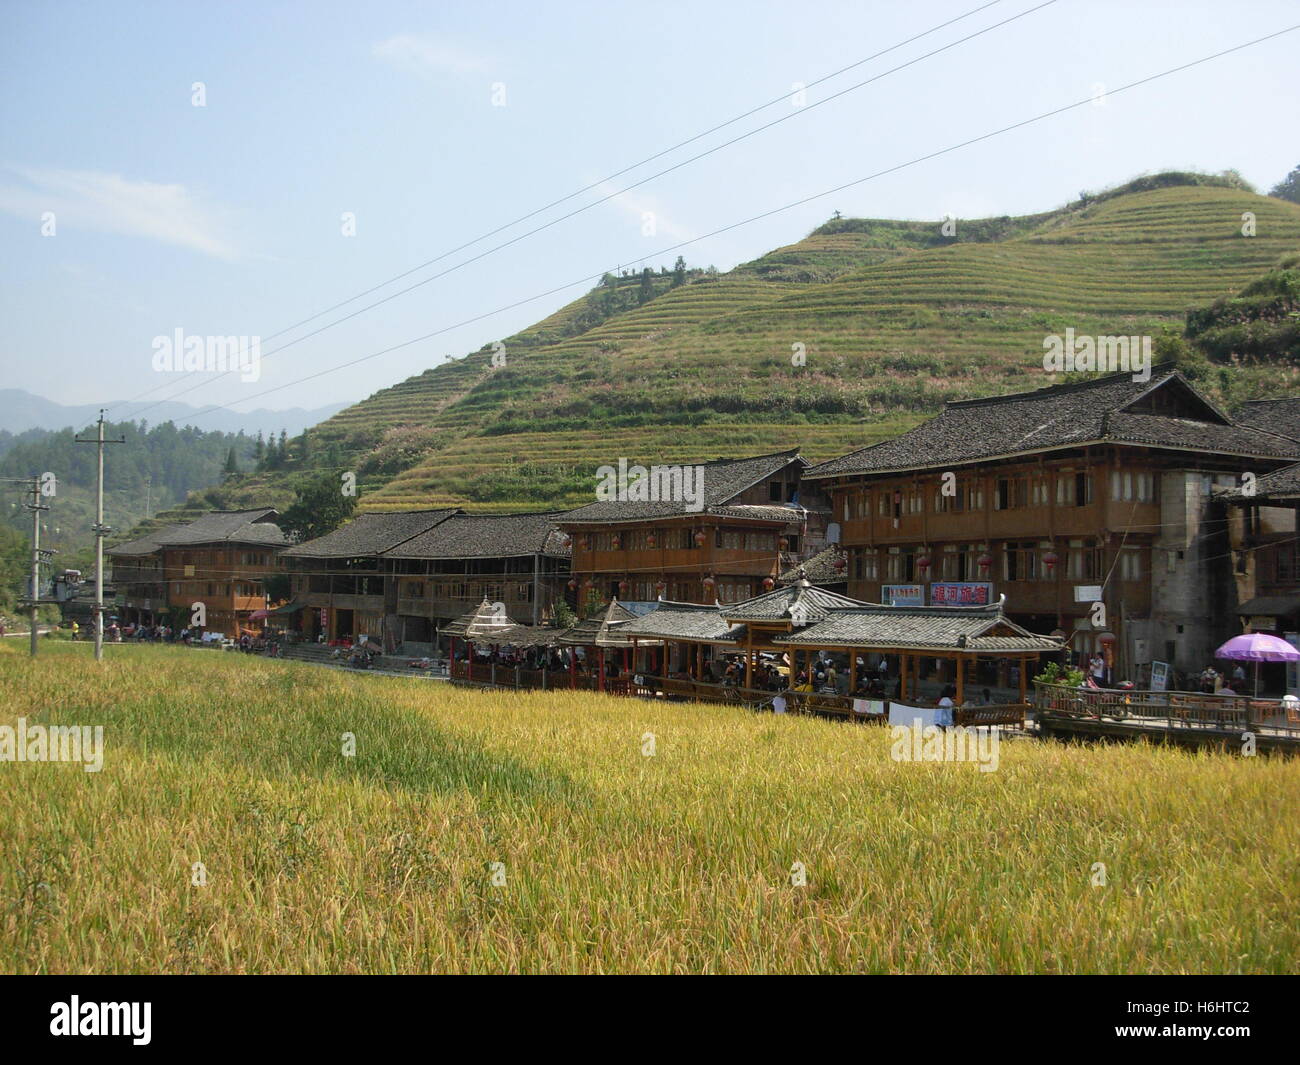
(1003, 542, 1038, 581)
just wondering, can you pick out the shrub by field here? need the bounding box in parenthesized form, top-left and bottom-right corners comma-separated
(2, 642, 1297, 974)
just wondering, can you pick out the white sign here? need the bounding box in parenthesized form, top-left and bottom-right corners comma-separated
(1074, 585, 1103, 603)
(1150, 660, 1170, 692)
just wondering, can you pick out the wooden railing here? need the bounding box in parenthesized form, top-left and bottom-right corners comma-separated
(445, 661, 1026, 726)
(1032, 682, 1300, 733)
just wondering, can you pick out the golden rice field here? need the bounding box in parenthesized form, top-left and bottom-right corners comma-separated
(2, 641, 1298, 974)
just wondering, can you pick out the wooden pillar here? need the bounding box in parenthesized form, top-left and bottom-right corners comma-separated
(598, 646, 606, 692)
(955, 655, 964, 706)
(570, 646, 576, 689)
(468, 641, 474, 682)
(900, 653, 908, 700)
(1018, 656, 1028, 703)
(849, 652, 858, 694)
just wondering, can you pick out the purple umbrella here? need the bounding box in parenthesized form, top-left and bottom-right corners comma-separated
(1215, 633, 1300, 696)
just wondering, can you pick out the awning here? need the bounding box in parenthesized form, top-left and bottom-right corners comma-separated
(1237, 595, 1300, 618)
(270, 600, 306, 615)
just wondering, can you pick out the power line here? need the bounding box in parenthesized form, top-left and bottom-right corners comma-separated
(113, 1, 1056, 418)
(106, 0, 1004, 414)
(157, 21, 1300, 425)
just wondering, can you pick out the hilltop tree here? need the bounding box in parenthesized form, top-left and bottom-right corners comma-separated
(223, 447, 239, 476)
(278, 471, 357, 543)
(1270, 164, 1300, 204)
(672, 256, 686, 286)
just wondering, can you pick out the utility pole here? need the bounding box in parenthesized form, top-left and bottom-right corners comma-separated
(3, 475, 50, 657)
(145, 474, 152, 519)
(75, 411, 125, 662)
(28, 478, 42, 656)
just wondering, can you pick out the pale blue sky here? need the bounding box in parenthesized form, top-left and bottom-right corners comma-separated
(1, 0, 1297, 416)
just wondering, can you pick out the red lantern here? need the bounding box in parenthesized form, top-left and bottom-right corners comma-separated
(778, 536, 789, 550)
(977, 552, 992, 573)
(1097, 631, 1117, 647)
(833, 554, 847, 573)
(694, 530, 706, 547)
(618, 580, 629, 596)
(762, 577, 775, 590)
(579, 536, 591, 551)
(655, 580, 666, 595)
(916, 554, 931, 573)
(647, 532, 657, 548)
(612, 534, 622, 550)
(567, 578, 577, 591)
(1043, 550, 1059, 572)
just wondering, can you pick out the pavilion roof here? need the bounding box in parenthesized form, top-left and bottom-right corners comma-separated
(617, 600, 743, 644)
(721, 579, 866, 624)
(774, 602, 1062, 654)
(558, 599, 643, 647)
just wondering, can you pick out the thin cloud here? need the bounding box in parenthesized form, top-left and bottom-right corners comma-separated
(593, 180, 697, 248)
(372, 34, 494, 77)
(0, 165, 245, 260)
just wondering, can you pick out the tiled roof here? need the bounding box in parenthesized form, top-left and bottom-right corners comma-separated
(280, 509, 459, 558)
(107, 530, 173, 556)
(1219, 461, 1300, 502)
(721, 579, 866, 623)
(707, 504, 808, 522)
(617, 600, 743, 643)
(1235, 398, 1300, 443)
(383, 511, 570, 559)
(151, 509, 288, 547)
(1235, 594, 1300, 617)
(805, 370, 1300, 479)
(559, 599, 643, 647)
(775, 603, 1061, 653)
(777, 545, 848, 587)
(558, 449, 804, 523)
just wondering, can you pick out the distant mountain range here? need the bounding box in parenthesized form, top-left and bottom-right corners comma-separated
(0, 389, 348, 437)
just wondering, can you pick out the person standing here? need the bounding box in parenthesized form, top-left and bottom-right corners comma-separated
(1089, 652, 1106, 687)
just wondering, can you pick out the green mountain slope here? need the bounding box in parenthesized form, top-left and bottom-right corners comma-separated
(215, 173, 1300, 515)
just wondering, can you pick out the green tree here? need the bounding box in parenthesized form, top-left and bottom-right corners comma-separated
(672, 256, 686, 286)
(278, 472, 357, 543)
(223, 447, 239, 476)
(1269, 164, 1300, 204)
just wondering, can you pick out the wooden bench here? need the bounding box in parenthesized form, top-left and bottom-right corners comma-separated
(955, 704, 1026, 727)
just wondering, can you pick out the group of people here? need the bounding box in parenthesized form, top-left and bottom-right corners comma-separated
(1198, 663, 1247, 695)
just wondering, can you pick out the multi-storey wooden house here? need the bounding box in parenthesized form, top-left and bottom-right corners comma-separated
(557, 449, 830, 609)
(110, 508, 288, 634)
(803, 369, 1300, 681)
(279, 509, 570, 651)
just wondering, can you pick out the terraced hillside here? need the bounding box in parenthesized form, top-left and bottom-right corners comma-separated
(216, 174, 1300, 516)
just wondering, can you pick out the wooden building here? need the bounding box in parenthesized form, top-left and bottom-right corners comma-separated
(558, 449, 830, 609)
(802, 369, 1300, 682)
(110, 508, 288, 634)
(1221, 458, 1300, 693)
(279, 509, 570, 652)
(107, 532, 168, 625)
